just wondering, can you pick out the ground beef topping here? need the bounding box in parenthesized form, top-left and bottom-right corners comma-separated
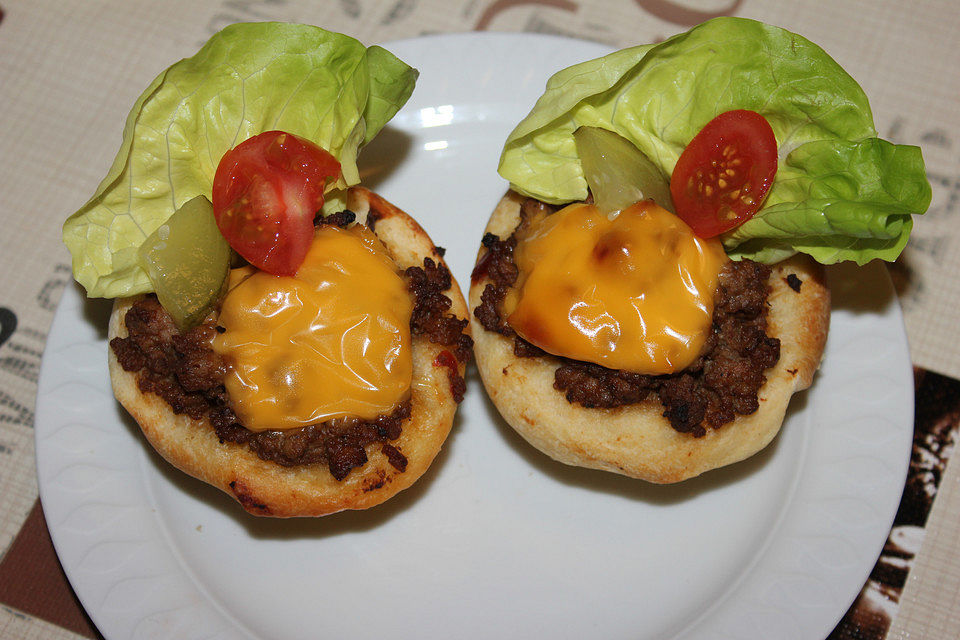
(407, 256, 473, 364)
(471, 233, 517, 334)
(785, 272, 803, 292)
(472, 199, 780, 437)
(110, 214, 471, 480)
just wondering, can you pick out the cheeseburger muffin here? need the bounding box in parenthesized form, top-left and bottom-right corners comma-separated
(471, 18, 929, 482)
(63, 23, 471, 516)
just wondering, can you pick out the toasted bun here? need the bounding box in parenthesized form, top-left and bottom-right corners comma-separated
(109, 187, 470, 517)
(469, 191, 830, 483)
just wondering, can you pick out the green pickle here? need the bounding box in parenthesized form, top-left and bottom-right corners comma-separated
(574, 126, 674, 215)
(138, 195, 231, 331)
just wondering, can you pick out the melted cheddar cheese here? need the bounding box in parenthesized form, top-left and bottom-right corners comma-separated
(213, 224, 413, 431)
(505, 201, 728, 375)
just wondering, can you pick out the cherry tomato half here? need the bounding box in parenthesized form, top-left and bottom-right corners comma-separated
(669, 110, 778, 238)
(212, 131, 341, 276)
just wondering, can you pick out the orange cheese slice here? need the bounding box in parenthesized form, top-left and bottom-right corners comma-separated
(213, 224, 413, 431)
(505, 201, 727, 375)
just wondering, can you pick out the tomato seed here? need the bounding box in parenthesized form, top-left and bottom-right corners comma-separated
(718, 205, 737, 220)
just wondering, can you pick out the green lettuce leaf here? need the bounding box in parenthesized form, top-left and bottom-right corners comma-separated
(725, 138, 929, 264)
(63, 22, 418, 298)
(498, 16, 929, 264)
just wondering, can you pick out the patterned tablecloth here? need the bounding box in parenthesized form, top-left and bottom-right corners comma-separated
(1, 1, 959, 638)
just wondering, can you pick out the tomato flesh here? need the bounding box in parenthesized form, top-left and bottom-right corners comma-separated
(212, 131, 341, 275)
(670, 110, 778, 238)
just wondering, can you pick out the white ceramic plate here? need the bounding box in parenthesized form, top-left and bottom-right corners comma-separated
(36, 33, 913, 640)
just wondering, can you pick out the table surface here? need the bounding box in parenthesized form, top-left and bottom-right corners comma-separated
(1, 1, 959, 639)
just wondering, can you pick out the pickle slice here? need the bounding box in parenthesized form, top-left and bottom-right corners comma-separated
(574, 126, 674, 215)
(138, 195, 231, 331)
